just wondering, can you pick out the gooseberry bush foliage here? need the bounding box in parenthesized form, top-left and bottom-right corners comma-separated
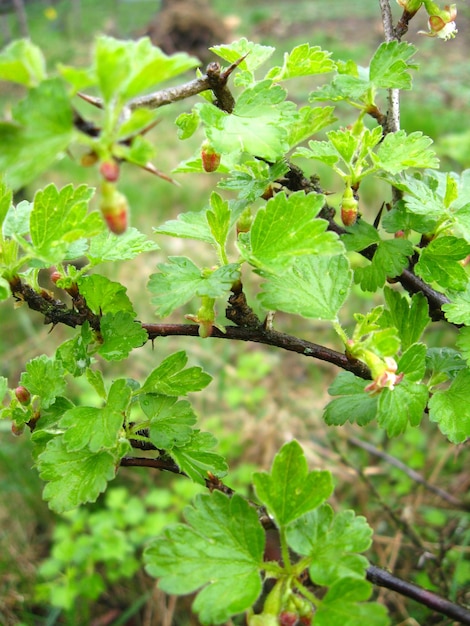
(0, 1, 469, 624)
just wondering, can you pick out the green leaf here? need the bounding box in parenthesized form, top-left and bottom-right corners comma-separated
(426, 347, 466, 382)
(253, 440, 333, 527)
(288, 106, 336, 149)
(207, 192, 231, 251)
(315, 578, 390, 626)
(86, 368, 107, 400)
(415, 236, 470, 291)
(369, 41, 417, 90)
(377, 379, 428, 436)
(155, 211, 214, 244)
(145, 491, 264, 624)
(20, 355, 66, 409)
(29, 184, 102, 264)
(342, 220, 380, 252)
(354, 238, 413, 292)
(56, 323, 93, 377)
(266, 44, 335, 81)
(428, 369, 470, 443)
(0, 79, 74, 190)
(140, 351, 212, 396)
(239, 191, 341, 272)
(98, 312, 148, 361)
(176, 110, 200, 140)
(218, 159, 288, 202)
(210, 38, 275, 72)
(148, 257, 240, 317)
(0, 39, 46, 86)
(443, 284, 470, 325)
(61, 379, 131, 452)
(197, 81, 298, 161)
(88, 227, 159, 262)
(0, 377, 8, 403)
(397, 343, 427, 382)
(382, 289, 430, 351)
(294, 141, 339, 168)
(38, 436, 127, 513)
(258, 254, 352, 321)
(2, 199, 32, 238)
(376, 131, 439, 174)
(77, 275, 135, 316)
(95, 36, 198, 104)
(140, 394, 196, 449)
(286, 504, 372, 585)
(324, 372, 377, 427)
(169, 431, 228, 484)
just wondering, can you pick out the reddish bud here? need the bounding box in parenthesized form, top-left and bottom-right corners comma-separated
(340, 186, 359, 227)
(100, 159, 120, 182)
(261, 185, 274, 200)
(201, 141, 221, 173)
(394, 230, 405, 238)
(11, 423, 25, 437)
(279, 612, 298, 626)
(100, 182, 129, 235)
(50, 271, 62, 284)
(15, 386, 30, 404)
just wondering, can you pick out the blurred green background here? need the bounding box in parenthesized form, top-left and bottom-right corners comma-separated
(1, 1, 469, 624)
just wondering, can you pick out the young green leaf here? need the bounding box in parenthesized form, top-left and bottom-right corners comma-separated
(56, 323, 93, 377)
(354, 238, 414, 292)
(155, 211, 214, 243)
(140, 394, 196, 449)
(197, 81, 298, 162)
(77, 275, 135, 316)
(376, 131, 439, 174)
(0, 39, 46, 87)
(324, 372, 377, 427)
(210, 38, 275, 72)
(442, 284, 470, 325)
(287, 106, 336, 149)
(315, 578, 390, 626)
(2, 199, 32, 238)
(148, 257, 240, 317)
(145, 491, 265, 624)
(88, 227, 159, 263)
(94, 36, 198, 104)
(377, 379, 428, 436)
(253, 440, 333, 527)
(382, 289, 430, 351)
(238, 191, 341, 272)
(258, 254, 352, 321)
(38, 436, 128, 513)
(206, 192, 231, 252)
(218, 159, 288, 202)
(60, 379, 131, 453)
(397, 343, 427, 382)
(0, 79, 74, 190)
(266, 44, 335, 81)
(20, 355, 66, 409)
(98, 312, 148, 361)
(30, 184, 102, 264)
(286, 504, 372, 585)
(428, 369, 470, 443)
(176, 110, 200, 140)
(169, 431, 228, 484)
(369, 41, 417, 90)
(415, 236, 470, 292)
(140, 351, 212, 396)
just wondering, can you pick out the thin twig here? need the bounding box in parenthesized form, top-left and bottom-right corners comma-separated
(366, 565, 470, 624)
(348, 436, 469, 511)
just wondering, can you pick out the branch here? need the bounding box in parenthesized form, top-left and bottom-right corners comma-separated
(366, 565, 470, 624)
(348, 436, 469, 511)
(142, 323, 372, 379)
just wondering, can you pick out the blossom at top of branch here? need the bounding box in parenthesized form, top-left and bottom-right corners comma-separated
(419, 2, 457, 39)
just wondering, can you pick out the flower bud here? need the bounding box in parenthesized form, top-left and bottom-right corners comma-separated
(99, 159, 120, 182)
(100, 181, 129, 235)
(201, 140, 221, 173)
(340, 186, 359, 227)
(15, 386, 30, 404)
(80, 151, 99, 167)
